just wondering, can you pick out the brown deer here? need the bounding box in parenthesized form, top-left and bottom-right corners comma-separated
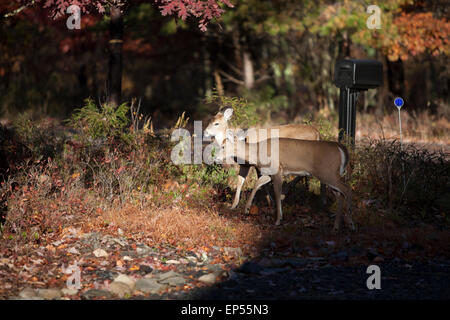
(204, 108, 325, 209)
(221, 130, 354, 231)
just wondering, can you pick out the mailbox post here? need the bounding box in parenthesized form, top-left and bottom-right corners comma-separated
(333, 59, 383, 144)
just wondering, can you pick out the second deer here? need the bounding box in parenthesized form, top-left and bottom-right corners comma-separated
(221, 130, 354, 231)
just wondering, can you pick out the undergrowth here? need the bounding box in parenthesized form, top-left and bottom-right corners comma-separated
(0, 98, 448, 249)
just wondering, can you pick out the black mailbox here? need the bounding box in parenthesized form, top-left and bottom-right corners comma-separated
(333, 59, 383, 143)
(334, 59, 383, 90)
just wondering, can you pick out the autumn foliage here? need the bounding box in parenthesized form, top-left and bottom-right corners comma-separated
(390, 12, 450, 60)
(12, 0, 233, 30)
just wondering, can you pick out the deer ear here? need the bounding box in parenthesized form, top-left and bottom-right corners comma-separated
(223, 108, 233, 121)
(236, 129, 247, 141)
(225, 129, 235, 142)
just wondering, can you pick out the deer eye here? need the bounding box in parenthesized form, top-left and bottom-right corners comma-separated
(214, 123, 219, 126)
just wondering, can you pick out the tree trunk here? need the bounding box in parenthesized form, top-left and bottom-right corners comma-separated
(78, 64, 87, 99)
(213, 69, 224, 96)
(232, 30, 255, 91)
(243, 50, 254, 90)
(337, 31, 351, 60)
(386, 58, 405, 99)
(200, 34, 211, 97)
(108, 6, 124, 106)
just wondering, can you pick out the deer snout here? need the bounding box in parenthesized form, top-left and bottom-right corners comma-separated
(203, 129, 212, 139)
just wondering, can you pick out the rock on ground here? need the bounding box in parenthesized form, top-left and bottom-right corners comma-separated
(135, 279, 166, 294)
(19, 288, 38, 299)
(36, 288, 62, 300)
(81, 289, 112, 299)
(198, 273, 218, 285)
(62, 288, 79, 296)
(109, 281, 133, 298)
(114, 274, 136, 290)
(159, 276, 186, 287)
(157, 270, 181, 281)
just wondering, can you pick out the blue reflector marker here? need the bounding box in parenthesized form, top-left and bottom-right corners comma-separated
(394, 97, 404, 109)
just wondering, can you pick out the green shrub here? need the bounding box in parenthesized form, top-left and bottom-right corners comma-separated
(315, 117, 336, 141)
(204, 93, 260, 128)
(65, 98, 130, 143)
(241, 85, 289, 123)
(12, 111, 64, 161)
(179, 163, 235, 187)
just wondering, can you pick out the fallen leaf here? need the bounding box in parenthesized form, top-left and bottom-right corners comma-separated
(249, 205, 259, 215)
(93, 248, 108, 258)
(67, 247, 80, 255)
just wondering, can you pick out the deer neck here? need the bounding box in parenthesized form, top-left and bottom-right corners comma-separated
(215, 126, 245, 146)
(225, 139, 252, 164)
(214, 131, 226, 146)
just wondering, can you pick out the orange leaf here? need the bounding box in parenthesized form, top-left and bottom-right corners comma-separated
(249, 205, 259, 215)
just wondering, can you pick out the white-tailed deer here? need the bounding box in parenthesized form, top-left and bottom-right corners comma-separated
(204, 108, 324, 209)
(221, 131, 354, 231)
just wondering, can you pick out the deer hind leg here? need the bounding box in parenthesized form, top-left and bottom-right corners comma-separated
(244, 175, 272, 214)
(231, 165, 251, 209)
(263, 184, 273, 207)
(327, 181, 352, 232)
(255, 167, 274, 207)
(284, 176, 303, 200)
(343, 189, 355, 231)
(303, 176, 309, 191)
(338, 182, 354, 230)
(271, 173, 283, 225)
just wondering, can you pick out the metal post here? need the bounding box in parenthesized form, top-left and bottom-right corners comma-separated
(338, 87, 348, 142)
(338, 87, 359, 145)
(398, 107, 403, 149)
(346, 87, 351, 141)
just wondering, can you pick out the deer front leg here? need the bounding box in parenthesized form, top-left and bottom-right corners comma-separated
(283, 176, 302, 200)
(244, 175, 272, 214)
(231, 165, 250, 209)
(255, 167, 274, 207)
(271, 173, 283, 225)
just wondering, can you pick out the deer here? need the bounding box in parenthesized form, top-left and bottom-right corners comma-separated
(220, 130, 355, 231)
(203, 107, 325, 210)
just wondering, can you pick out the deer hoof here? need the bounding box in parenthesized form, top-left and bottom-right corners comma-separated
(275, 219, 281, 226)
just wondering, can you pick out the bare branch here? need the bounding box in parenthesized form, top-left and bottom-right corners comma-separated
(4, 0, 36, 18)
(255, 74, 272, 84)
(218, 70, 244, 85)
